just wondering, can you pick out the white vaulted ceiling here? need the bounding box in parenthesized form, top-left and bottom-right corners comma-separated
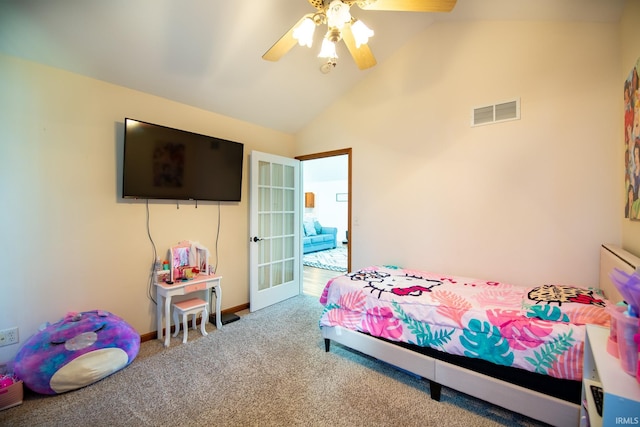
(0, 0, 625, 134)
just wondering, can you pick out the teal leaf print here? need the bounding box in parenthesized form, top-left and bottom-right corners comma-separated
(392, 301, 454, 349)
(524, 330, 575, 374)
(460, 319, 514, 366)
(526, 305, 570, 322)
(318, 302, 340, 328)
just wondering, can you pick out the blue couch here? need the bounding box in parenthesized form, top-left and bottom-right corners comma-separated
(303, 220, 337, 254)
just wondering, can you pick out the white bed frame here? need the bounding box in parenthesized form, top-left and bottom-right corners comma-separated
(321, 244, 640, 427)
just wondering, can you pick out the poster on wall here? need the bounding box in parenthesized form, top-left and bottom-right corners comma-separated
(625, 56, 640, 220)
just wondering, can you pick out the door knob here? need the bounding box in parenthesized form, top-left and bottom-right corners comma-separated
(251, 236, 263, 242)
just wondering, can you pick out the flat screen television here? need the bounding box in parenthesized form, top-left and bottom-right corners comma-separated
(122, 118, 244, 201)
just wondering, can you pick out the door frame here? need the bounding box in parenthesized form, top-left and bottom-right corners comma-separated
(296, 148, 352, 273)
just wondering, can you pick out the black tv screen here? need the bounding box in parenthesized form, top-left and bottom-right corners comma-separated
(122, 118, 244, 201)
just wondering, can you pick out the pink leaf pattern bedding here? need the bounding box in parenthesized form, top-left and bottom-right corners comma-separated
(319, 266, 611, 381)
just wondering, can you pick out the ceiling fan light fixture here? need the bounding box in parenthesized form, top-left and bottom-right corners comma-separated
(262, 0, 458, 70)
(293, 17, 316, 47)
(351, 19, 374, 48)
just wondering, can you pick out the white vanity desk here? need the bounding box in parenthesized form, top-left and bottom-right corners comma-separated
(155, 274, 222, 347)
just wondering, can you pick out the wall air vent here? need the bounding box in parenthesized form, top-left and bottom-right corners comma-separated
(471, 98, 520, 127)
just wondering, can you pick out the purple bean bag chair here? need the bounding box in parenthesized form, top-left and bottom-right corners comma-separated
(14, 310, 140, 395)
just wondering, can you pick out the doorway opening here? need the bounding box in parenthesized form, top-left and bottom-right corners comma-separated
(296, 149, 351, 297)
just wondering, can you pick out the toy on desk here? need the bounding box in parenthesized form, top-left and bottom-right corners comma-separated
(14, 310, 140, 395)
(170, 240, 209, 282)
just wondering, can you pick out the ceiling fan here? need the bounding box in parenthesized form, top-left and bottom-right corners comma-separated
(262, 0, 457, 73)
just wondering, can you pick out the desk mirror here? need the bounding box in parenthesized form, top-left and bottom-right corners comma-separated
(170, 241, 191, 282)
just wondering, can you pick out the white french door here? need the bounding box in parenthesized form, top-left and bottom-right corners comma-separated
(249, 151, 301, 312)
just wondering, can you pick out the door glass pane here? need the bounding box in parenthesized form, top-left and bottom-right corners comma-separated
(258, 187, 270, 211)
(284, 259, 294, 282)
(258, 265, 270, 291)
(272, 164, 283, 187)
(272, 237, 283, 262)
(258, 239, 270, 264)
(272, 262, 283, 287)
(284, 236, 294, 258)
(271, 213, 283, 237)
(284, 213, 294, 235)
(284, 189, 294, 211)
(272, 188, 283, 211)
(258, 213, 270, 238)
(284, 165, 294, 188)
(258, 161, 270, 186)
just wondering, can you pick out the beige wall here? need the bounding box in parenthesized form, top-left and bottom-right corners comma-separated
(621, 0, 640, 255)
(0, 55, 295, 363)
(1, 8, 635, 366)
(297, 20, 621, 286)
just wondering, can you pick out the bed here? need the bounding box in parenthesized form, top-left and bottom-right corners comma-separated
(320, 244, 638, 426)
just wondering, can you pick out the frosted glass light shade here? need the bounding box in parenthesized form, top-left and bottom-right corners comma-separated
(351, 20, 374, 48)
(327, 0, 351, 29)
(318, 38, 338, 59)
(293, 18, 315, 48)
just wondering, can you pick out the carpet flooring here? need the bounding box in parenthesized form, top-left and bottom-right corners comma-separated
(0, 295, 548, 427)
(303, 246, 347, 272)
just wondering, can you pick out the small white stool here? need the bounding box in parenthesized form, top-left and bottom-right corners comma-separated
(172, 298, 208, 344)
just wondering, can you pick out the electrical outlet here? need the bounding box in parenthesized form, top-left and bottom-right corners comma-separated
(0, 327, 19, 347)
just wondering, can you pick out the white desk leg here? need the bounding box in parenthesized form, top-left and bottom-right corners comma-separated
(204, 288, 211, 327)
(156, 292, 163, 344)
(163, 295, 172, 347)
(214, 284, 222, 329)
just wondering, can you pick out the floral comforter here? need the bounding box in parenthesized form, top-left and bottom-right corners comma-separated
(319, 266, 611, 381)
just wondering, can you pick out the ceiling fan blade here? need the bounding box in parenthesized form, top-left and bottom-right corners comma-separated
(342, 24, 377, 70)
(357, 0, 457, 12)
(262, 14, 314, 62)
